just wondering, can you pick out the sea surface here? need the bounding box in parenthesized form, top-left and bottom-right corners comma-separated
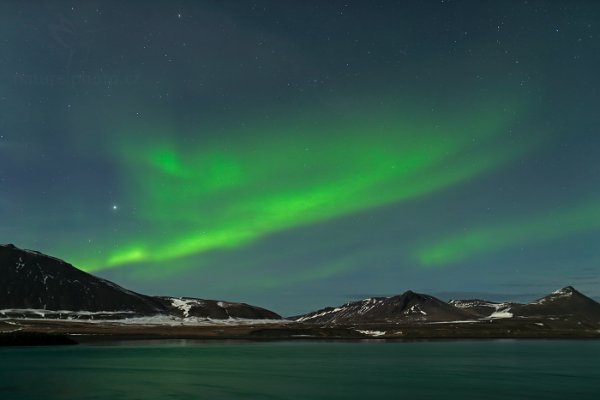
(1, 340, 599, 400)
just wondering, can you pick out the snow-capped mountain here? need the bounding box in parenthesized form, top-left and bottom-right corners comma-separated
(295, 286, 600, 326)
(449, 286, 600, 322)
(293, 290, 473, 324)
(448, 299, 517, 319)
(0, 244, 280, 321)
(3, 242, 598, 330)
(510, 286, 600, 322)
(156, 297, 280, 320)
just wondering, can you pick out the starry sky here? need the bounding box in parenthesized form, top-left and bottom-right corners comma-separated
(1, 1, 600, 315)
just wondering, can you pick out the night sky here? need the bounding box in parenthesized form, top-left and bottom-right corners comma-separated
(2, 1, 600, 315)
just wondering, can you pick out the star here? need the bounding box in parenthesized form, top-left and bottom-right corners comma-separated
(112, 205, 118, 211)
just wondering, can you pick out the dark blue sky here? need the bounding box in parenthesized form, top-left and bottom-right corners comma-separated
(1, 1, 599, 315)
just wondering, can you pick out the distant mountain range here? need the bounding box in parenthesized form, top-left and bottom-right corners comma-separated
(2, 243, 600, 343)
(293, 290, 474, 324)
(293, 286, 600, 325)
(450, 286, 600, 323)
(0, 243, 280, 321)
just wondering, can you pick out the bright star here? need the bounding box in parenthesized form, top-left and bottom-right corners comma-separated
(112, 205, 118, 210)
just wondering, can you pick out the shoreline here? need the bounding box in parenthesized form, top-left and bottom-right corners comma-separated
(2, 317, 599, 346)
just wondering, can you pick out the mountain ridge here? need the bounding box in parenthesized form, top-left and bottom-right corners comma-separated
(293, 290, 474, 324)
(293, 285, 600, 325)
(0, 243, 281, 321)
(2, 243, 600, 337)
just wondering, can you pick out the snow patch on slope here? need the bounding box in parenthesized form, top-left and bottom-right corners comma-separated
(533, 287, 574, 304)
(405, 304, 427, 315)
(356, 330, 386, 337)
(295, 307, 343, 322)
(486, 308, 513, 319)
(0, 314, 286, 326)
(170, 298, 204, 318)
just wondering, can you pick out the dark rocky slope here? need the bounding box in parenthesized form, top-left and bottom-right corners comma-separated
(449, 286, 600, 323)
(511, 286, 600, 322)
(293, 290, 473, 324)
(0, 244, 280, 320)
(0, 244, 166, 316)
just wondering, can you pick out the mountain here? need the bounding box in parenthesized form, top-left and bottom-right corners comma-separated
(155, 297, 281, 320)
(0, 244, 280, 321)
(0, 244, 166, 317)
(293, 290, 473, 324)
(295, 286, 600, 327)
(448, 299, 516, 319)
(511, 286, 600, 322)
(3, 241, 598, 334)
(449, 286, 600, 322)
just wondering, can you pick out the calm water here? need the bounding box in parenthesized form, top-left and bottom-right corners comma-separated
(1, 340, 599, 400)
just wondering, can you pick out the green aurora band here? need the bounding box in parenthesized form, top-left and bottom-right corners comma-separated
(71, 103, 533, 273)
(417, 199, 600, 267)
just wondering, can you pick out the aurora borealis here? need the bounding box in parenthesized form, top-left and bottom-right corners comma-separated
(89, 101, 530, 271)
(2, 1, 600, 314)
